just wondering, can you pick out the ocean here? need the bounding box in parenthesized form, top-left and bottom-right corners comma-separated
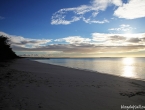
(32, 57, 145, 81)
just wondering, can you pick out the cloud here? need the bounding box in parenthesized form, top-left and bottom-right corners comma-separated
(92, 0, 122, 10)
(12, 43, 145, 54)
(108, 24, 136, 32)
(11, 32, 145, 54)
(1, 31, 145, 56)
(92, 33, 127, 43)
(126, 37, 144, 43)
(55, 36, 91, 44)
(114, 0, 145, 19)
(0, 31, 51, 48)
(0, 16, 5, 20)
(108, 35, 126, 41)
(91, 33, 145, 46)
(83, 18, 109, 24)
(51, 0, 145, 25)
(51, 0, 124, 25)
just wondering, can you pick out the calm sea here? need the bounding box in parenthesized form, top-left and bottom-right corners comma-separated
(32, 58, 145, 81)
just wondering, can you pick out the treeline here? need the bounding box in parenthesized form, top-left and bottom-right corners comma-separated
(0, 35, 19, 60)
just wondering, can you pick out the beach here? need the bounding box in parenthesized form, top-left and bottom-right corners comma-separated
(0, 58, 145, 110)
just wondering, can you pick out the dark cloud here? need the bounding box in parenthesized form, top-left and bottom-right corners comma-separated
(126, 38, 141, 43)
(141, 37, 145, 42)
(11, 39, 51, 46)
(12, 43, 145, 54)
(108, 35, 126, 41)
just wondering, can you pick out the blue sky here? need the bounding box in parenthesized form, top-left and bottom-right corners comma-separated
(0, 0, 145, 57)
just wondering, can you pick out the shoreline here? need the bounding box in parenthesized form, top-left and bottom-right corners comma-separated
(1, 58, 145, 110)
(32, 58, 145, 82)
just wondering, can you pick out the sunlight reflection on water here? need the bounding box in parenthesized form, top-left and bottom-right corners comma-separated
(33, 57, 145, 81)
(121, 58, 136, 78)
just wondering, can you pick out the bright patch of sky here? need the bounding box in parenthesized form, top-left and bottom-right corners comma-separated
(0, 0, 145, 57)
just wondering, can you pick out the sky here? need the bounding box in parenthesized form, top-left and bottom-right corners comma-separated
(0, 0, 145, 57)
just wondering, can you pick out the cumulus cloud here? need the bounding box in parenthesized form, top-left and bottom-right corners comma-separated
(114, 0, 145, 19)
(109, 24, 136, 32)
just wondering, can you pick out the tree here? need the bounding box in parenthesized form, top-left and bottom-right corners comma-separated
(0, 35, 18, 60)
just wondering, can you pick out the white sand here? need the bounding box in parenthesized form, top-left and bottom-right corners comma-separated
(0, 58, 145, 110)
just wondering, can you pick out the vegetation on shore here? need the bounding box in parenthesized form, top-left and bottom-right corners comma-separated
(0, 35, 19, 60)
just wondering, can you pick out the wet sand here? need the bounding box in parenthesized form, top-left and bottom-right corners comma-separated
(0, 58, 145, 110)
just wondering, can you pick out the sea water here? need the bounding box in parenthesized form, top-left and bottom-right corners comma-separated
(33, 58, 145, 81)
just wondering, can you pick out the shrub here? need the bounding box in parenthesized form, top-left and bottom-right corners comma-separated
(0, 35, 18, 60)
